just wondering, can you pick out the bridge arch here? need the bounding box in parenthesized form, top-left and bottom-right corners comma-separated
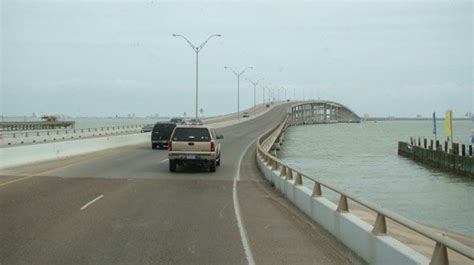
(289, 100, 360, 125)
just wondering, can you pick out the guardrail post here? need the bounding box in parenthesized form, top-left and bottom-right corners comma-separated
(336, 195, 349, 212)
(430, 242, 449, 265)
(372, 213, 387, 235)
(294, 173, 302, 185)
(280, 165, 286, 177)
(271, 159, 278, 170)
(287, 168, 293, 180)
(312, 182, 322, 197)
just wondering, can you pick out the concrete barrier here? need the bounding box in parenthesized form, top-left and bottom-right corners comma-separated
(0, 103, 281, 169)
(0, 124, 145, 146)
(256, 154, 430, 265)
(0, 132, 150, 169)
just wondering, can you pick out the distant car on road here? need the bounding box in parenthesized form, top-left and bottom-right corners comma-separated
(242, 112, 250, 118)
(169, 117, 186, 125)
(151, 122, 177, 149)
(141, 124, 154, 133)
(168, 125, 223, 172)
(187, 118, 204, 125)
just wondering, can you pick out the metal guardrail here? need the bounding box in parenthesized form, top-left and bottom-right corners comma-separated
(0, 124, 148, 146)
(256, 114, 474, 265)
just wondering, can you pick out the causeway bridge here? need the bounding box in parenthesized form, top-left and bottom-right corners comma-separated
(290, 100, 361, 125)
(0, 101, 472, 265)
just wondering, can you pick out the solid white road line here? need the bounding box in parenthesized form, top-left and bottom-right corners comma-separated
(233, 139, 257, 265)
(160, 158, 169, 163)
(80, 194, 104, 210)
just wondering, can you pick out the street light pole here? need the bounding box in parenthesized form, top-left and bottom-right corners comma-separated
(247, 78, 264, 116)
(263, 86, 266, 105)
(172, 33, 222, 120)
(267, 86, 274, 103)
(260, 85, 267, 105)
(224, 66, 253, 120)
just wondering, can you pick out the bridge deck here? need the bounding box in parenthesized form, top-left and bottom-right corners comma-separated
(0, 104, 364, 265)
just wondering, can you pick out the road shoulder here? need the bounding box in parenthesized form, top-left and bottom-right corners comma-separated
(237, 145, 366, 265)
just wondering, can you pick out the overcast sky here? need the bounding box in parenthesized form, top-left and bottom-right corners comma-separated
(1, 0, 472, 117)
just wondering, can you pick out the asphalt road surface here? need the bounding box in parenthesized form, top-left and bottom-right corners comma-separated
(0, 104, 364, 265)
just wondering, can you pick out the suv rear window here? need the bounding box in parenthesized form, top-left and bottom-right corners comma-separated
(153, 123, 176, 136)
(170, 118, 184, 124)
(172, 128, 211, 142)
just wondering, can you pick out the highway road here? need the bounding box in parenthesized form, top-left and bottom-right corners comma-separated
(0, 104, 364, 265)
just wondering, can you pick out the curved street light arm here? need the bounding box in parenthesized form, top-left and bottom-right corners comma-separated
(238, 66, 253, 76)
(224, 66, 239, 77)
(247, 77, 264, 86)
(172, 34, 197, 51)
(198, 34, 222, 51)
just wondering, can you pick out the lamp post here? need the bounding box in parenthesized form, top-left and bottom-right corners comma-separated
(261, 85, 267, 105)
(224, 66, 253, 120)
(246, 78, 264, 116)
(267, 86, 274, 103)
(172, 34, 222, 120)
(281, 87, 287, 101)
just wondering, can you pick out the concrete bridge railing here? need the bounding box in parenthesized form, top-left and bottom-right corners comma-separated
(0, 124, 147, 146)
(255, 103, 473, 265)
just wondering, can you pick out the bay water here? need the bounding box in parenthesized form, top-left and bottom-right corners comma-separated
(279, 120, 473, 236)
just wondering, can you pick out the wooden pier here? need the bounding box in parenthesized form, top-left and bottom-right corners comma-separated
(0, 121, 75, 131)
(398, 138, 474, 178)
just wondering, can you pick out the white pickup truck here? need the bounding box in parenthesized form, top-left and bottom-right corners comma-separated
(168, 125, 223, 172)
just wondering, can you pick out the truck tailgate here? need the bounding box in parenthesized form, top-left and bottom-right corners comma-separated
(171, 141, 211, 152)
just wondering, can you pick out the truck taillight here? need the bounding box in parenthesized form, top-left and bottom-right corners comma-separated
(210, 141, 215, 152)
(168, 141, 172, 151)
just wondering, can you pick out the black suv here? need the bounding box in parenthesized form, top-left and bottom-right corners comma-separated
(151, 122, 177, 149)
(169, 117, 186, 125)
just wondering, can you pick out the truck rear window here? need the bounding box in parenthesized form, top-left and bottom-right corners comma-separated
(172, 128, 210, 142)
